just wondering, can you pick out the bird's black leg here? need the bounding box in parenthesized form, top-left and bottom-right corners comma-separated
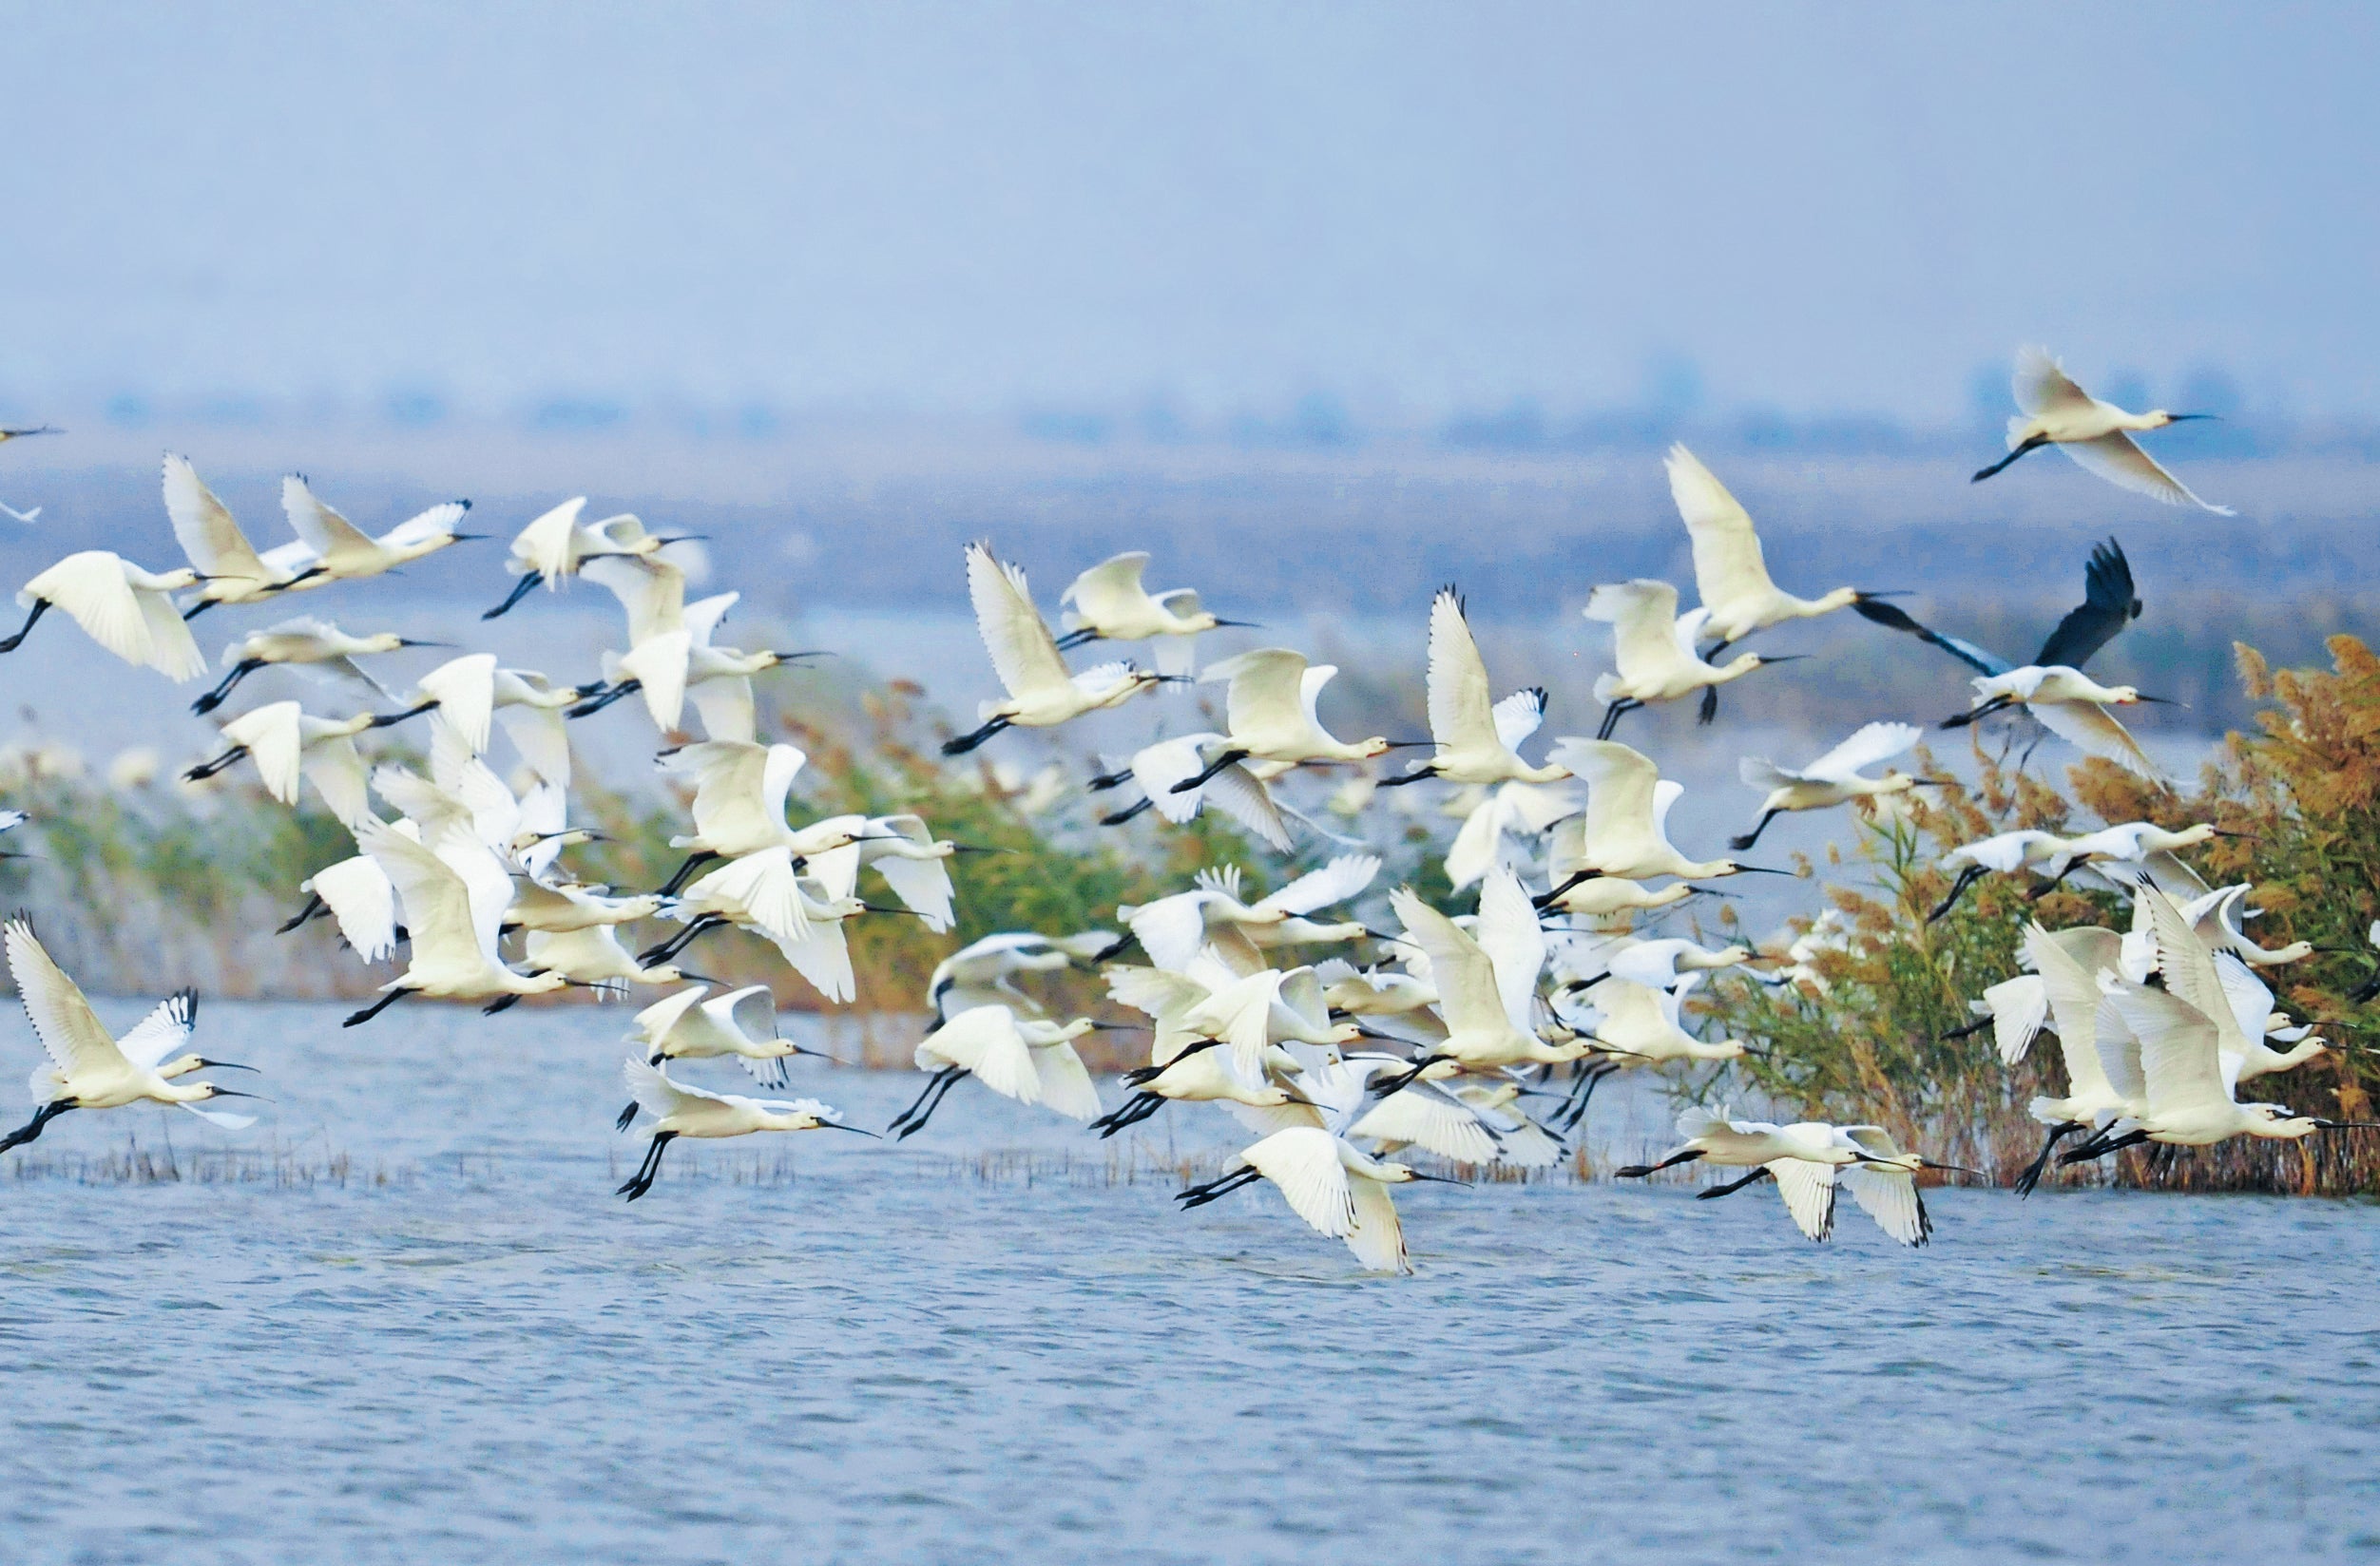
(1613, 1148, 1705, 1178)
(1927, 865, 1987, 924)
(940, 716, 1012, 756)
(1695, 1166, 1775, 1200)
(637, 914, 725, 965)
(483, 571, 544, 620)
(180, 596, 220, 621)
(181, 746, 250, 783)
(2014, 1122, 2080, 1197)
(616, 1099, 643, 1133)
(1373, 765, 1437, 789)
(482, 992, 526, 1015)
(0, 1098, 77, 1154)
(1595, 699, 1640, 741)
(566, 679, 643, 719)
(1729, 811, 1779, 852)
(276, 892, 329, 935)
(191, 659, 265, 715)
(618, 1130, 678, 1200)
(652, 850, 722, 899)
(1176, 1165, 1264, 1208)
(1971, 432, 2052, 485)
(1167, 749, 1251, 793)
(2026, 861, 2080, 901)
(1099, 798, 1155, 828)
(887, 1065, 959, 1136)
(342, 987, 416, 1027)
(0, 598, 48, 654)
(895, 1069, 970, 1140)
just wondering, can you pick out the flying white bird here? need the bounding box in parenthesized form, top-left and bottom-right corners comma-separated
(280, 474, 480, 582)
(2, 917, 259, 1152)
(1583, 579, 1797, 739)
(1372, 872, 1587, 1093)
(1381, 588, 1567, 788)
(485, 499, 698, 619)
(1121, 855, 1380, 973)
(0, 550, 207, 679)
(927, 930, 1121, 1022)
(887, 1004, 1106, 1138)
(341, 817, 568, 1026)
(2006, 922, 2136, 1194)
(163, 454, 327, 615)
(1948, 665, 2170, 781)
(1163, 647, 1400, 789)
(192, 617, 446, 716)
(1927, 829, 2077, 923)
(1732, 721, 1946, 850)
(1664, 444, 1891, 719)
(1054, 550, 1255, 673)
(182, 699, 430, 827)
(614, 1058, 865, 1201)
(1174, 1122, 1467, 1274)
(1540, 739, 1784, 888)
(1972, 346, 2232, 514)
(649, 741, 868, 895)
(2066, 889, 2375, 1165)
(617, 984, 829, 1104)
(1089, 731, 1295, 850)
(942, 542, 1169, 755)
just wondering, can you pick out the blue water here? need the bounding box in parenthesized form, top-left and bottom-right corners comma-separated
(4, 1002, 2377, 1564)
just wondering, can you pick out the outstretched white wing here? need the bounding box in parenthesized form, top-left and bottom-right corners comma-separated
(1839, 1166, 1929, 1247)
(2059, 431, 2233, 516)
(2011, 346, 2094, 418)
(1257, 853, 1380, 917)
(1665, 444, 1776, 614)
(114, 990, 199, 1071)
(1425, 588, 1499, 754)
(1766, 1159, 1837, 1242)
(1796, 721, 1921, 782)
(4, 916, 128, 1080)
(966, 542, 1070, 700)
(1240, 1127, 1357, 1238)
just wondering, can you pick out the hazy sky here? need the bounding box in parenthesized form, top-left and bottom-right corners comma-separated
(5, 2, 2375, 421)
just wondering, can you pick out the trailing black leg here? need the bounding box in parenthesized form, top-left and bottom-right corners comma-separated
(483, 571, 544, 620)
(192, 658, 265, 715)
(0, 1098, 77, 1154)
(0, 597, 49, 653)
(343, 987, 417, 1027)
(652, 850, 722, 899)
(2014, 1122, 2080, 1197)
(1729, 811, 1780, 852)
(277, 893, 329, 935)
(887, 1065, 959, 1136)
(1613, 1148, 1705, 1178)
(1695, 1166, 1775, 1201)
(1167, 748, 1250, 794)
(1928, 864, 1988, 924)
(940, 716, 1012, 756)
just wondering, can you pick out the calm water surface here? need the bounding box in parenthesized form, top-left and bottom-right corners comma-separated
(4, 1003, 2377, 1564)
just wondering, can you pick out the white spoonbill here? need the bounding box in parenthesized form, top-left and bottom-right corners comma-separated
(1612, 1109, 1853, 1241)
(803, 813, 969, 932)
(486, 500, 697, 619)
(1381, 588, 1567, 788)
(886, 1004, 1106, 1138)
(1731, 722, 1947, 850)
(2008, 922, 2137, 1194)
(615, 1058, 865, 1201)
(1090, 732, 1294, 850)
(192, 617, 445, 716)
(1054, 550, 1255, 673)
(1156, 647, 1399, 798)
(941, 542, 1169, 755)
(619, 984, 829, 1102)
(182, 699, 432, 827)
(1372, 872, 1587, 1093)
(163, 453, 326, 614)
(1121, 854, 1381, 974)
(1665, 443, 1892, 718)
(1948, 665, 2170, 781)
(1540, 738, 1785, 887)
(2066, 889, 2375, 1165)
(1175, 1123, 1466, 1274)
(1972, 347, 2232, 514)
(648, 741, 867, 894)
(1583, 579, 1797, 739)
(280, 474, 481, 582)
(927, 930, 1119, 1022)
(1927, 829, 2076, 923)
(0, 550, 206, 679)
(1, 917, 259, 1152)
(341, 817, 568, 1025)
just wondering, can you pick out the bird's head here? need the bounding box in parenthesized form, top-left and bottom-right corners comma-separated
(1354, 736, 1396, 759)
(157, 566, 207, 591)
(2166, 822, 2220, 850)
(1699, 1038, 1750, 1061)
(1053, 1018, 1101, 1042)
(1325, 1020, 1366, 1047)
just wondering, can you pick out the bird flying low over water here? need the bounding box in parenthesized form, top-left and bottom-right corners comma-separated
(1973, 347, 2233, 514)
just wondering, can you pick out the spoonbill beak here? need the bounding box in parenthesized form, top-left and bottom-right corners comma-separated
(1919, 1159, 1988, 1177)
(1209, 618, 1264, 629)
(396, 638, 456, 648)
(2131, 694, 2181, 706)
(1402, 1172, 1472, 1188)
(448, 532, 491, 544)
(206, 1088, 266, 1101)
(815, 1121, 882, 1137)
(195, 1059, 259, 1073)
(2166, 412, 2219, 423)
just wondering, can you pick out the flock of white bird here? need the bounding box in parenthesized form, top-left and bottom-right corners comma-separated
(0, 350, 2365, 1272)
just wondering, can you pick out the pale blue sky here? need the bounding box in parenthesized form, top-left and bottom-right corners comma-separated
(3, 2, 2373, 421)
